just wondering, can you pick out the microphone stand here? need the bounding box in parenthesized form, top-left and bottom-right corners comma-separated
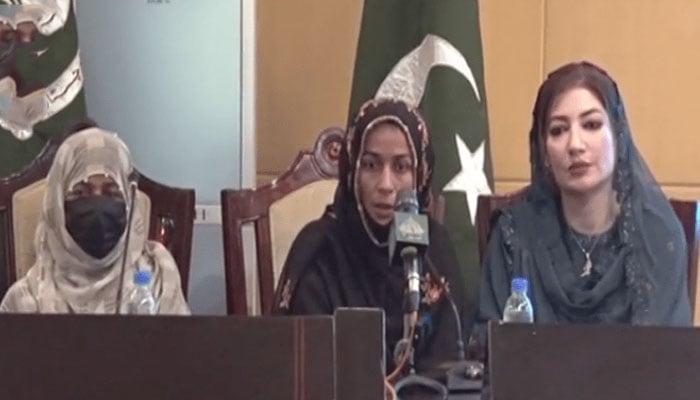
(393, 250, 448, 400)
(114, 181, 138, 315)
(423, 255, 483, 393)
(441, 290, 483, 393)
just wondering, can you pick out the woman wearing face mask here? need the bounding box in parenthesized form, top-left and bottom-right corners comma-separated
(0, 126, 189, 314)
(272, 98, 468, 373)
(474, 61, 691, 339)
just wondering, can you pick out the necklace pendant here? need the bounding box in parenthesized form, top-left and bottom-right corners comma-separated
(580, 254, 593, 277)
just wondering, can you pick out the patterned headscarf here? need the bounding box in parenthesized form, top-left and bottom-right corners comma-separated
(339, 98, 434, 246)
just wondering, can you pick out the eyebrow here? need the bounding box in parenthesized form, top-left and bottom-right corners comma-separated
(579, 108, 603, 118)
(548, 108, 603, 124)
(361, 151, 412, 159)
(70, 181, 120, 191)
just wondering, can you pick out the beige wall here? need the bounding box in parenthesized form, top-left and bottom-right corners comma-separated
(256, 0, 700, 198)
(481, 0, 700, 199)
(255, 0, 362, 184)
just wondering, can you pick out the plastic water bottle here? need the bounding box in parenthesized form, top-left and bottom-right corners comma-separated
(503, 277, 533, 323)
(127, 270, 158, 315)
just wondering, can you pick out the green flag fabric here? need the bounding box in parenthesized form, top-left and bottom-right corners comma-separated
(0, 0, 86, 176)
(348, 0, 494, 300)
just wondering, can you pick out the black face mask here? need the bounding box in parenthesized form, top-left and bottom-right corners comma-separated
(64, 195, 127, 259)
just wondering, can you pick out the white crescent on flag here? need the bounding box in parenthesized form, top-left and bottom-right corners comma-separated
(375, 33, 492, 226)
(375, 33, 480, 106)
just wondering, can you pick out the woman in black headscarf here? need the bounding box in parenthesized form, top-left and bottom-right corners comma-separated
(475, 61, 691, 338)
(273, 98, 468, 373)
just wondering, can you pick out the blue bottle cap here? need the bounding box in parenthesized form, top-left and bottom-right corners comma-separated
(511, 277, 528, 292)
(133, 269, 151, 285)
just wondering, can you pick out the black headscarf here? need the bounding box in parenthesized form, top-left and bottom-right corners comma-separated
(475, 62, 691, 335)
(273, 98, 467, 372)
(336, 98, 434, 246)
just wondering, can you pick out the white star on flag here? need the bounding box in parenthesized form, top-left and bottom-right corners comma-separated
(442, 134, 492, 225)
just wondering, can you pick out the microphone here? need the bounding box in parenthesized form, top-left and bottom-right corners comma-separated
(388, 190, 452, 399)
(389, 188, 429, 315)
(114, 179, 139, 314)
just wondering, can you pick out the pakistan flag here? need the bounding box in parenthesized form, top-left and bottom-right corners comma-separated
(348, 0, 493, 300)
(0, 0, 86, 176)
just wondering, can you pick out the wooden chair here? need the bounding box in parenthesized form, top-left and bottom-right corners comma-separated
(0, 137, 195, 299)
(0, 138, 58, 297)
(669, 198, 700, 318)
(476, 190, 700, 317)
(221, 127, 344, 316)
(137, 173, 195, 295)
(475, 188, 526, 265)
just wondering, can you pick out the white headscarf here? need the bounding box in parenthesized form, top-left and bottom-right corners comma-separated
(0, 127, 189, 314)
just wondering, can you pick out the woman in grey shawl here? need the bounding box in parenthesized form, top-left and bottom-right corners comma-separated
(475, 62, 691, 338)
(0, 127, 189, 314)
